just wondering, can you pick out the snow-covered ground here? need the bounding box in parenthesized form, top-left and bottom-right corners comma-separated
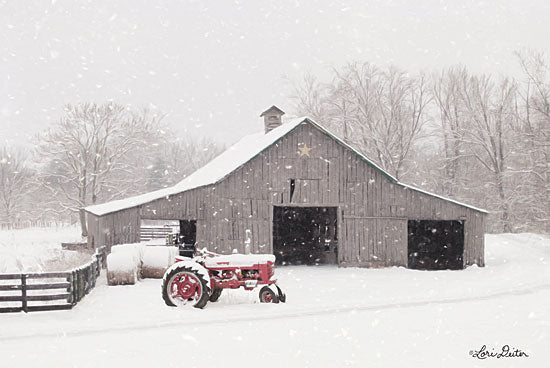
(0, 232, 549, 367)
(0, 226, 90, 273)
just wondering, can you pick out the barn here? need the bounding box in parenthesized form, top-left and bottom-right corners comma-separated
(85, 106, 486, 270)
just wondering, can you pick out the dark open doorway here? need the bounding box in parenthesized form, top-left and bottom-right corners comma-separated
(177, 220, 197, 257)
(408, 220, 464, 270)
(273, 206, 338, 265)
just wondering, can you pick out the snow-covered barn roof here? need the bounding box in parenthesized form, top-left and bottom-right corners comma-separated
(85, 117, 487, 216)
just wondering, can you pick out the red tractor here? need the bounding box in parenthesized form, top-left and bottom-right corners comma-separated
(162, 249, 286, 308)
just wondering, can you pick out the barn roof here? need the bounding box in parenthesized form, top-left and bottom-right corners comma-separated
(85, 117, 487, 216)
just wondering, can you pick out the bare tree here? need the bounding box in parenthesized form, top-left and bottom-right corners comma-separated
(460, 75, 517, 232)
(515, 50, 550, 232)
(289, 56, 550, 233)
(36, 103, 164, 236)
(145, 136, 224, 191)
(289, 73, 329, 124)
(334, 63, 431, 180)
(0, 147, 32, 222)
(432, 66, 471, 197)
(290, 63, 430, 180)
(169, 137, 223, 178)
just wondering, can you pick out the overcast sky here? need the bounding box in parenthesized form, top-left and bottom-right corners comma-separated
(1, 0, 549, 147)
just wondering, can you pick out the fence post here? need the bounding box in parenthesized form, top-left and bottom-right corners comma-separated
(78, 269, 84, 301)
(21, 274, 27, 313)
(72, 270, 78, 305)
(91, 261, 96, 289)
(84, 267, 89, 295)
(72, 270, 78, 304)
(85, 266, 90, 294)
(67, 273, 74, 304)
(95, 256, 100, 278)
(83, 267, 87, 295)
(75, 269, 80, 302)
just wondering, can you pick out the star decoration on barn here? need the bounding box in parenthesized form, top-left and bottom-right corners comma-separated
(298, 143, 312, 157)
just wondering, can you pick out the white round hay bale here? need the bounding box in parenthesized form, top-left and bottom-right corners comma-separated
(141, 246, 176, 278)
(106, 251, 138, 285)
(111, 243, 144, 279)
(111, 244, 141, 264)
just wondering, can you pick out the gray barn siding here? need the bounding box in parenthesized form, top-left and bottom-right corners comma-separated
(88, 121, 485, 267)
(87, 213, 99, 248)
(87, 207, 140, 250)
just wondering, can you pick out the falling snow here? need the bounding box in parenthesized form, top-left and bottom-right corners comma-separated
(1, 1, 549, 367)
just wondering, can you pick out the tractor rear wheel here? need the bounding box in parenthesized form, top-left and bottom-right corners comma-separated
(259, 286, 279, 303)
(162, 265, 210, 308)
(209, 288, 223, 302)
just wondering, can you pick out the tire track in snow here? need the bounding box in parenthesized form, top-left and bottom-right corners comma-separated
(3, 282, 550, 342)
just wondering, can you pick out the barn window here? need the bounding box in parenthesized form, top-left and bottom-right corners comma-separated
(289, 179, 296, 202)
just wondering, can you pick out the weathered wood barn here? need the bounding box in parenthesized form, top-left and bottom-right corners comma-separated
(85, 106, 486, 270)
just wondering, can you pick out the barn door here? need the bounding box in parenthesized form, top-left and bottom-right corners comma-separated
(272, 206, 338, 265)
(407, 220, 464, 270)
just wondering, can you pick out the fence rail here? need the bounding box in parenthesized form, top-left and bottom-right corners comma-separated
(0, 246, 107, 313)
(0, 221, 73, 231)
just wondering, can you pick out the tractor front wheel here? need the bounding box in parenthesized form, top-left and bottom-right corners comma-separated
(259, 286, 279, 303)
(162, 265, 210, 308)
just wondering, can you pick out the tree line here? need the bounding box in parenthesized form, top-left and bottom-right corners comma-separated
(1, 50, 548, 235)
(0, 103, 223, 236)
(290, 50, 550, 233)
